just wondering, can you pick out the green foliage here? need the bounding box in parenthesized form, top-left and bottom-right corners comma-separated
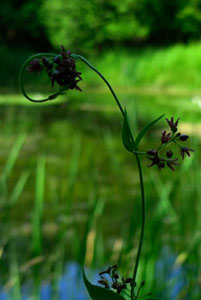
(122, 111, 165, 152)
(1, 0, 201, 52)
(122, 110, 136, 152)
(40, 0, 147, 51)
(0, 0, 47, 46)
(135, 114, 165, 149)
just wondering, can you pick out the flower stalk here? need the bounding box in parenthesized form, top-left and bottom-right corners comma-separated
(19, 46, 194, 300)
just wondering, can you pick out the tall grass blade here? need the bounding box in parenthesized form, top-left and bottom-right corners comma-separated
(8, 241, 21, 300)
(3, 132, 26, 178)
(32, 155, 46, 255)
(0, 174, 8, 202)
(9, 172, 29, 205)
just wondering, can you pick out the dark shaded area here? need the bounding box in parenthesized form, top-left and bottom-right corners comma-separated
(1, 0, 201, 50)
(1, 0, 201, 88)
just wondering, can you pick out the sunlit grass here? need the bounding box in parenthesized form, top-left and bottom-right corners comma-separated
(81, 42, 201, 93)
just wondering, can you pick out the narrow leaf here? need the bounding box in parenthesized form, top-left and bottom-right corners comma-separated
(83, 269, 125, 300)
(122, 109, 135, 152)
(135, 114, 165, 148)
(9, 172, 29, 205)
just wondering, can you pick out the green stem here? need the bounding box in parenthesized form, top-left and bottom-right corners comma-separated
(71, 54, 125, 116)
(131, 153, 145, 300)
(19, 52, 64, 103)
(20, 51, 146, 300)
(76, 54, 146, 300)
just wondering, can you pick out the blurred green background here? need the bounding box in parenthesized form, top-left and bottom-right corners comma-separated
(0, 1, 201, 299)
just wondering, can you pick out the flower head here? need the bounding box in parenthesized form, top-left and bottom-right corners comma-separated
(166, 150, 173, 158)
(147, 151, 165, 170)
(181, 147, 194, 159)
(98, 278, 109, 289)
(50, 46, 82, 90)
(26, 59, 42, 73)
(166, 117, 180, 133)
(161, 130, 171, 144)
(179, 134, 189, 141)
(167, 158, 179, 171)
(25, 46, 82, 93)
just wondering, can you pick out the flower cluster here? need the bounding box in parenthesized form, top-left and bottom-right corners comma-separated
(26, 46, 82, 91)
(97, 265, 152, 298)
(147, 117, 194, 171)
(98, 264, 133, 294)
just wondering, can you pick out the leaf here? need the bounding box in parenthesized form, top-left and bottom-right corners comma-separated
(122, 109, 135, 152)
(135, 114, 165, 148)
(83, 269, 125, 300)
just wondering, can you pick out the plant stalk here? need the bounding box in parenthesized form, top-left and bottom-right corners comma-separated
(131, 153, 145, 300)
(20, 52, 146, 300)
(72, 54, 125, 116)
(77, 55, 146, 300)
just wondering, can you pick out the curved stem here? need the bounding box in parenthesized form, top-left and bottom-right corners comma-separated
(131, 153, 146, 300)
(19, 52, 64, 103)
(75, 54, 146, 300)
(71, 54, 125, 116)
(20, 51, 146, 300)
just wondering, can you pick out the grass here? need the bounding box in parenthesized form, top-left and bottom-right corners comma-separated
(80, 42, 201, 94)
(0, 86, 201, 297)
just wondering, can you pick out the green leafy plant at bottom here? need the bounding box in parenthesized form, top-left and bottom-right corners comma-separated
(83, 269, 125, 300)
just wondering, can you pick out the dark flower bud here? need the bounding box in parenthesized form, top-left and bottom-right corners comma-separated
(113, 273, 119, 280)
(125, 278, 132, 283)
(147, 149, 157, 156)
(176, 132, 181, 138)
(54, 55, 61, 64)
(159, 162, 165, 169)
(26, 59, 42, 73)
(166, 150, 173, 158)
(167, 158, 179, 171)
(51, 70, 63, 87)
(98, 278, 109, 289)
(179, 134, 189, 141)
(181, 147, 194, 159)
(111, 264, 118, 270)
(161, 130, 171, 144)
(166, 117, 180, 133)
(99, 266, 112, 275)
(41, 57, 53, 69)
(147, 152, 166, 170)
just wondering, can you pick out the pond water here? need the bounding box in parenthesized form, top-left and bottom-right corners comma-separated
(0, 91, 200, 299)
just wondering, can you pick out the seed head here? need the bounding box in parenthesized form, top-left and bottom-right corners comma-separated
(181, 147, 194, 159)
(179, 134, 189, 141)
(166, 117, 180, 133)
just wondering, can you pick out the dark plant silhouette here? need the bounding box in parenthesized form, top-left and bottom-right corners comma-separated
(19, 46, 194, 300)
